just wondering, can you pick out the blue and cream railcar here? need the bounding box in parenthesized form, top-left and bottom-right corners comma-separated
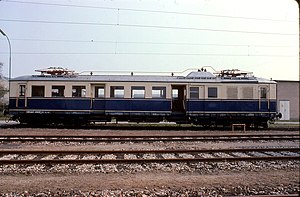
(8, 68, 278, 127)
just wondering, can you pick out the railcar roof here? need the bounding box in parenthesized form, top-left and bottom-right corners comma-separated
(11, 71, 276, 83)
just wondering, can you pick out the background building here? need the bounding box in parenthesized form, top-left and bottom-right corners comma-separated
(276, 80, 300, 121)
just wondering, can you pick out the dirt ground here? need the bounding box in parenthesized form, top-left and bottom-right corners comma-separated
(0, 169, 299, 194)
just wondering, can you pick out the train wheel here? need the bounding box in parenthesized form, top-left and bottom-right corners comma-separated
(261, 122, 269, 129)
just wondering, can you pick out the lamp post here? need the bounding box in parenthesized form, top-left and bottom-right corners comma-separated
(0, 28, 11, 98)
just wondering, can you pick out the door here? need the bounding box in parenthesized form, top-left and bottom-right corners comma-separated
(16, 84, 27, 108)
(171, 85, 186, 113)
(259, 86, 269, 111)
(92, 85, 106, 112)
(279, 100, 290, 120)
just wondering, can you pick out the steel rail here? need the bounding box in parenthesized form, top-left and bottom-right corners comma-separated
(1, 123, 299, 131)
(1, 133, 298, 137)
(0, 134, 299, 142)
(0, 156, 299, 165)
(243, 194, 299, 197)
(0, 147, 299, 164)
(242, 195, 299, 197)
(0, 147, 299, 154)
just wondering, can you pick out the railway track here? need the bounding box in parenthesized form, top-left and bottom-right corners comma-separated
(1, 122, 300, 131)
(243, 195, 299, 197)
(0, 147, 299, 164)
(0, 133, 299, 143)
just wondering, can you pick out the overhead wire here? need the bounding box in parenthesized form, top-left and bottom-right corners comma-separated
(0, 0, 297, 36)
(0, 18, 297, 36)
(0, 38, 297, 48)
(2, 0, 297, 22)
(0, 0, 297, 58)
(0, 51, 296, 58)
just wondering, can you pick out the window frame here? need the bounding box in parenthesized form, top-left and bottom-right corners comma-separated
(172, 89, 178, 99)
(72, 86, 86, 97)
(110, 86, 124, 98)
(189, 87, 199, 100)
(19, 85, 26, 97)
(51, 85, 65, 97)
(131, 86, 145, 99)
(260, 87, 267, 99)
(152, 86, 166, 99)
(31, 86, 45, 97)
(208, 87, 218, 98)
(95, 86, 105, 98)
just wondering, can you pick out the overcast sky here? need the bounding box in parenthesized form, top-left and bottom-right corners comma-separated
(0, 0, 299, 80)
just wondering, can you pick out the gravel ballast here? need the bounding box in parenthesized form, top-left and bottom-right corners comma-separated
(0, 128, 299, 196)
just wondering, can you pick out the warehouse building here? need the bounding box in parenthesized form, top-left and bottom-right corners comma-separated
(276, 80, 299, 121)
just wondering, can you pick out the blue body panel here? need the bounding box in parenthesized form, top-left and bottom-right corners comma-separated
(31, 98, 91, 110)
(9, 98, 172, 113)
(10, 98, 276, 114)
(186, 100, 277, 113)
(103, 99, 171, 112)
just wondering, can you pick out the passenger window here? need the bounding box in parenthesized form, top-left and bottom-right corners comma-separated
(152, 87, 166, 98)
(110, 86, 124, 98)
(19, 85, 26, 97)
(72, 86, 86, 97)
(208, 87, 218, 98)
(260, 87, 267, 99)
(172, 89, 178, 99)
(95, 86, 105, 98)
(52, 86, 65, 97)
(132, 86, 145, 98)
(190, 87, 199, 99)
(32, 86, 45, 97)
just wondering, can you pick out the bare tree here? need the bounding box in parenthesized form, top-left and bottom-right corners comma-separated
(0, 62, 3, 78)
(0, 62, 8, 113)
